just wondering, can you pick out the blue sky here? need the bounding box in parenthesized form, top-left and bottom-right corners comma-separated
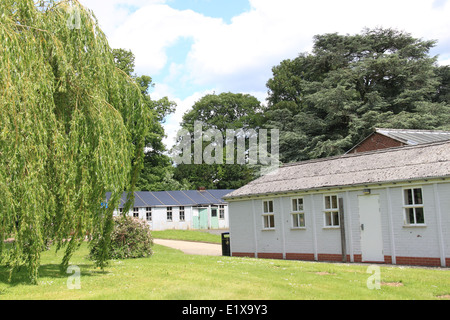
(80, 0, 450, 149)
(167, 0, 251, 24)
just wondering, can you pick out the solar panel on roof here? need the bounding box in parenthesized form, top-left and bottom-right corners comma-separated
(207, 189, 234, 202)
(197, 190, 217, 202)
(181, 190, 211, 205)
(137, 192, 164, 206)
(168, 191, 197, 206)
(151, 191, 181, 206)
(109, 189, 235, 208)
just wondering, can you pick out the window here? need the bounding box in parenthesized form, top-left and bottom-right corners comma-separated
(119, 208, 123, 214)
(324, 195, 339, 227)
(167, 207, 173, 221)
(133, 207, 139, 218)
(403, 188, 425, 225)
(179, 206, 185, 221)
(146, 207, 152, 222)
(291, 198, 305, 228)
(262, 200, 275, 229)
(219, 205, 225, 219)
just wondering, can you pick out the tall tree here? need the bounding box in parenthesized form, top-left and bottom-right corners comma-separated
(112, 48, 181, 191)
(172, 92, 264, 189)
(265, 28, 450, 162)
(0, 0, 148, 282)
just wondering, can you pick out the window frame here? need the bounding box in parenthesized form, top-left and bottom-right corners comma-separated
(219, 205, 225, 219)
(291, 197, 306, 229)
(167, 206, 173, 222)
(262, 200, 275, 230)
(323, 194, 340, 228)
(133, 207, 139, 218)
(402, 187, 426, 226)
(146, 207, 152, 222)
(179, 206, 185, 222)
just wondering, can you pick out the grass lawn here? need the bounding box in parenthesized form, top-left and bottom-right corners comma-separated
(1, 241, 449, 300)
(151, 229, 222, 244)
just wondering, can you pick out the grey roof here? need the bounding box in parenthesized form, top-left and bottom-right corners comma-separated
(376, 128, 450, 145)
(107, 189, 234, 208)
(347, 128, 450, 153)
(224, 140, 450, 199)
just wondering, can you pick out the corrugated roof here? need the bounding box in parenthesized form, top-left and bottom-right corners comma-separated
(346, 128, 450, 154)
(224, 140, 450, 199)
(376, 128, 450, 145)
(106, 189, 234, 208)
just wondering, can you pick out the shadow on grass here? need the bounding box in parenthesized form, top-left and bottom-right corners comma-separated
(0, 262, 107, 286)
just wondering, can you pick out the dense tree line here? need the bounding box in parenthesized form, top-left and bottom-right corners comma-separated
(172, 28, 449, 188)
(264, 27, 450, 162)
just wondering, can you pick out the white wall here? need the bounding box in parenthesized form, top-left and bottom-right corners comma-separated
(228, 181, 450, 266)
(114, 204, 230, 231)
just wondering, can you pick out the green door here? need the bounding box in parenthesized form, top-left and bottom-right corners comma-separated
(198, 208, 208, 229)
(211, 207, 219, 229)
(193, 210, 199, 229)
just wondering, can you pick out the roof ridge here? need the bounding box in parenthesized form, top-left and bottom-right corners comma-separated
(250, 158, 449, 186)
(282, 139, 450, 169)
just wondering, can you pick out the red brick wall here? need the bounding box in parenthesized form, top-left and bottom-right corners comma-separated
(232, 252, 255, 258)
(396, 256, 442, 267)
(286, 253, 315, 261)
(351, 133, 404, 153)
(257, 253, 283, 260)
(231, 252, 450, 267)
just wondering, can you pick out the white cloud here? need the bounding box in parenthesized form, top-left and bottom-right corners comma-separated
(161, 89, 216, 149)
(79, 0, 450, 149)
(106, 4, 223, 77)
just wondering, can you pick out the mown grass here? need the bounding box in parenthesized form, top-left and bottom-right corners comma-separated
(151, 229, 222, 244)
(1, 241, 449, 300)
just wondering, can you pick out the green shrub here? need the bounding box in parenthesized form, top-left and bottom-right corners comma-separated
(90, 216, 153, 260)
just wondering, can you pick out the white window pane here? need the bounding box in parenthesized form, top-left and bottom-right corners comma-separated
(298, 199, 304, 211)
(413, 189, 423, 205)
(404, 189, 413, 205)
(325, 196, 331, 209)
(325, 212, 332, 226)
(332, 212, 340, 226)
(332, 196, 338, 209)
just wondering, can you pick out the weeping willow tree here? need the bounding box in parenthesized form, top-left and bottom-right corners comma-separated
(0, 0, 148, 283)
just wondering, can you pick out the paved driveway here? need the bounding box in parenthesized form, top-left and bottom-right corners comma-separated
(153, 239, 222, 256)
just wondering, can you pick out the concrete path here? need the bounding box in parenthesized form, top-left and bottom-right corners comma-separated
(153, 239, 222, 256)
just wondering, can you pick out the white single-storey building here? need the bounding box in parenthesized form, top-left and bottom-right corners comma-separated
(109, 189, 233, 231)
(223, 140, 450, 267)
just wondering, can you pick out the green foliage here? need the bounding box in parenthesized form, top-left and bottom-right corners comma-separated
(112, 47, 179, 191)
(265, 27, 450, 162)
(172, 92, 263, 189)
(0, 0, 148, 282)
(89, 216, 153, 261)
